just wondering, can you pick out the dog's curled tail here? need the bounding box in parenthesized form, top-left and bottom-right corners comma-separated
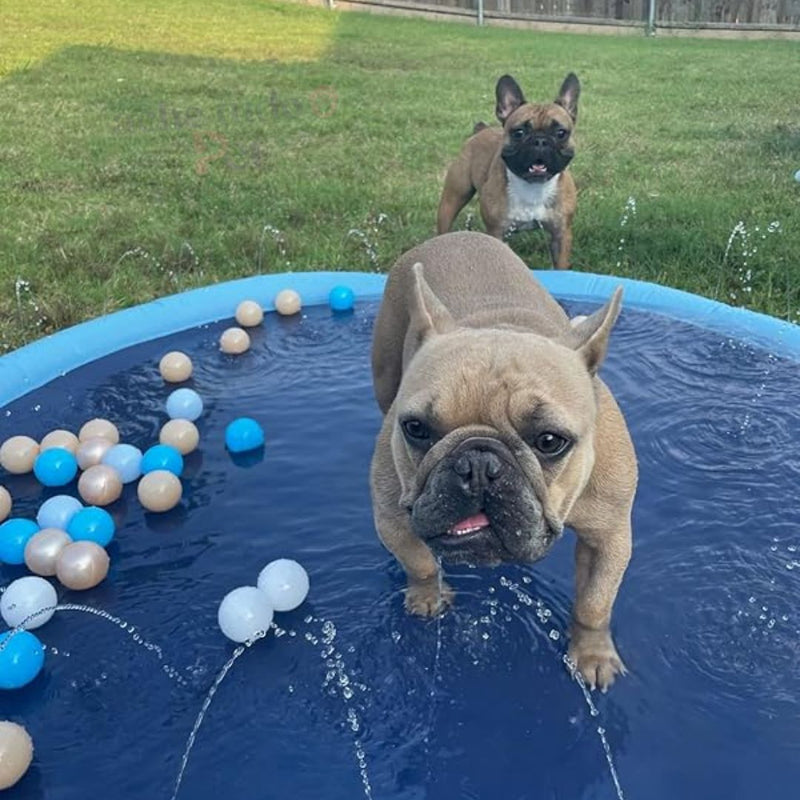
(473, 121, 488, 134)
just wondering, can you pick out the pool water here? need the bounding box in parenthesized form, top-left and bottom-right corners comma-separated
(1, 300, 799, 800)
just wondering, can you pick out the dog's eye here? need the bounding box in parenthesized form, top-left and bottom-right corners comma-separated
(555, 127, 569, 141)
(511, 127, 525, 140)
(534, 432, 570, 457)
(402, 419, 431, 442)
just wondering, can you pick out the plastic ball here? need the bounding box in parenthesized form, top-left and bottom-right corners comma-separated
(329, 285, 355, 313)
(0, 519, 39, 565)
(40, 429, 79, 455)
(33, 448, 78, 487)
(274, 289, 301, 316)
(24, 529, 73, 577)
(0, 721, 34, 790)
(76, 436, 114, 470)
(224, 418, 265, 453)
(0, 630, 45, 690)
(0, 486, 11, 524)
(235, 300, 264, 328)
(159, 420, 199, 456)
(795, 168, 800, 183)
(55, 541, 109, 591)
(66, 507, 115, 548)
(166, 388, 204, 422)
(36, 495, 82, 530)
(257, 559, 310, 612)
(141, 444, 184, 477)
(101, 443, 143, 484)
(0, 436, 39, 475)
(159, 351, 193, 383)
(78, 419, 119, 444)
(1, 576, 57, 631)
(217, 586, 274, 643)
(137, 471, 182, 513)
(78, 464, 123, 506)
(220, 327, 251, 355)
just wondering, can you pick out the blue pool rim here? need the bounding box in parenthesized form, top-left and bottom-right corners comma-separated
(1, 270, 799, 408)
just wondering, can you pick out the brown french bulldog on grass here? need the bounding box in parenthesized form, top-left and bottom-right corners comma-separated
(369, 232, 637, 690)
(437, 73, 580, 269)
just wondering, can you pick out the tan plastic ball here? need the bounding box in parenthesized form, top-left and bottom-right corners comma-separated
(0, 485, 11, 523)
(159, 420, 199, 456)
(56, 541, 110, 591)
(78, 419, 119, 444)
(274, 289, 301, 316)
(78, 464, 123, 506)
(0, 436, 40, 475)
(235, 300, 264, 328)
(137, 470, 182, 513)
(0, 721, 34, 791)
(24, 528, 73, 577)
(220, 327, 251, 355)
(159, 351, 193, 383)
(40, 429, 80, 455)
(76, 436, 113, 470)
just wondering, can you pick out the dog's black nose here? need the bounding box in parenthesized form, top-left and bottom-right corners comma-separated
(453, 449, 504, 493)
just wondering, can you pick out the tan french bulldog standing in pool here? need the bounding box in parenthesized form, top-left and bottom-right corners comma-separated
(437, 73, 579, 269)
(369, 232, 637, 690)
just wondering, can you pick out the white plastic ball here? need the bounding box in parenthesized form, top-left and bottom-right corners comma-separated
(257, 559, 310, 612)
(1, 576, 58, 630)
(217, 586, 274, 643)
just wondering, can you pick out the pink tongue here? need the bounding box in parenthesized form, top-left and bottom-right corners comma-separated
(529, 163, 547, 173)
(450, 512, 490, 535)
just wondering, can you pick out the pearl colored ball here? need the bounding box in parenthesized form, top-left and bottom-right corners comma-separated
(1, 576, 58, 630)
(274, 289, 301, 316)
(159, 351, 193, 383)
(217, 586, 274, 643)
(235, 300, 264, 327)
(76, 436, 113, 470)
(79, 419, 119, 444)
(0, 721, 33, 791)
(257, 559, 310, 611)
(220, 327, 251, 354)
(0, 486, 11, 523)
(25, 529, 73, 577)
(0, 436, 39, 475)
(40, 429, 79, 455)
(159, 420, 199, 455)
(78, 464, 123, 506)
(137, 470, 182, 513)
(56, 541, 109, 591)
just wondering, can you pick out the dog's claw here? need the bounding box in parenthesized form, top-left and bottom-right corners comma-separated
(405, 578, 454, 617)
(567, 633, 627, 692)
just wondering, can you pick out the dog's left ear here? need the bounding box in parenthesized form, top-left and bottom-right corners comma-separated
(408, 262, 456, 351)
(565, 287, 622, 375)
(555, 73, 580, 122)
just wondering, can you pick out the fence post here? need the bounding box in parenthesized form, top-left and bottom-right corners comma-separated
(646, 0, 656, 35)
(477, 0, 484, 26)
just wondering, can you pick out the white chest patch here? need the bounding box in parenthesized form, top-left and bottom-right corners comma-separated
(504, 169, 560, 231)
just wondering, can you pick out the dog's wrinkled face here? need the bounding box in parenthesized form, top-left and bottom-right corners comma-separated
(392, 328, 599, 566)
(495, 73, 580, 184)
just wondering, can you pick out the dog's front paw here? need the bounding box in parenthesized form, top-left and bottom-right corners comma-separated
(567, 625, 627, 692)
(405, 577, 454, 617)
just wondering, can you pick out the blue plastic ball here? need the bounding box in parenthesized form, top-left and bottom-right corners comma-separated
(329, 285, 355, 313)
(37, 494, 83, 530)
(67, 507, 115, 548)
(0, 519, 40, 565)
(140, 444, 184, 477)
(166, 388, 204, 422)
(0, 629, 46, 689)
(101, 444, 143, 484)
(33, 448, 78, 487)
(225, 418, 265, 453)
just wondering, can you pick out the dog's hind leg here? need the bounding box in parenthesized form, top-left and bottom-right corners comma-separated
(437, 159, 476, 234)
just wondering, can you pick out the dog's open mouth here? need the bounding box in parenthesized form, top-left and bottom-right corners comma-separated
(528, 161, 549, 177)
(439, 511, 491, 544)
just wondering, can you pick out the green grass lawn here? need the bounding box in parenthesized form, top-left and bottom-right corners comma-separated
(1, 0, 799, 350)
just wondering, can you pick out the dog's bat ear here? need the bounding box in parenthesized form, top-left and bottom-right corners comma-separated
(495, 75, 526, 125)
(408, 262, 456, 348)
(566, 286, 622, 375)
(555, 73, 580, 121)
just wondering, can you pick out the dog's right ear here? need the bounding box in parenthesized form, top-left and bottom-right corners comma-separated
(407, 262, 455, 351)
(495, 75, 526, 125)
